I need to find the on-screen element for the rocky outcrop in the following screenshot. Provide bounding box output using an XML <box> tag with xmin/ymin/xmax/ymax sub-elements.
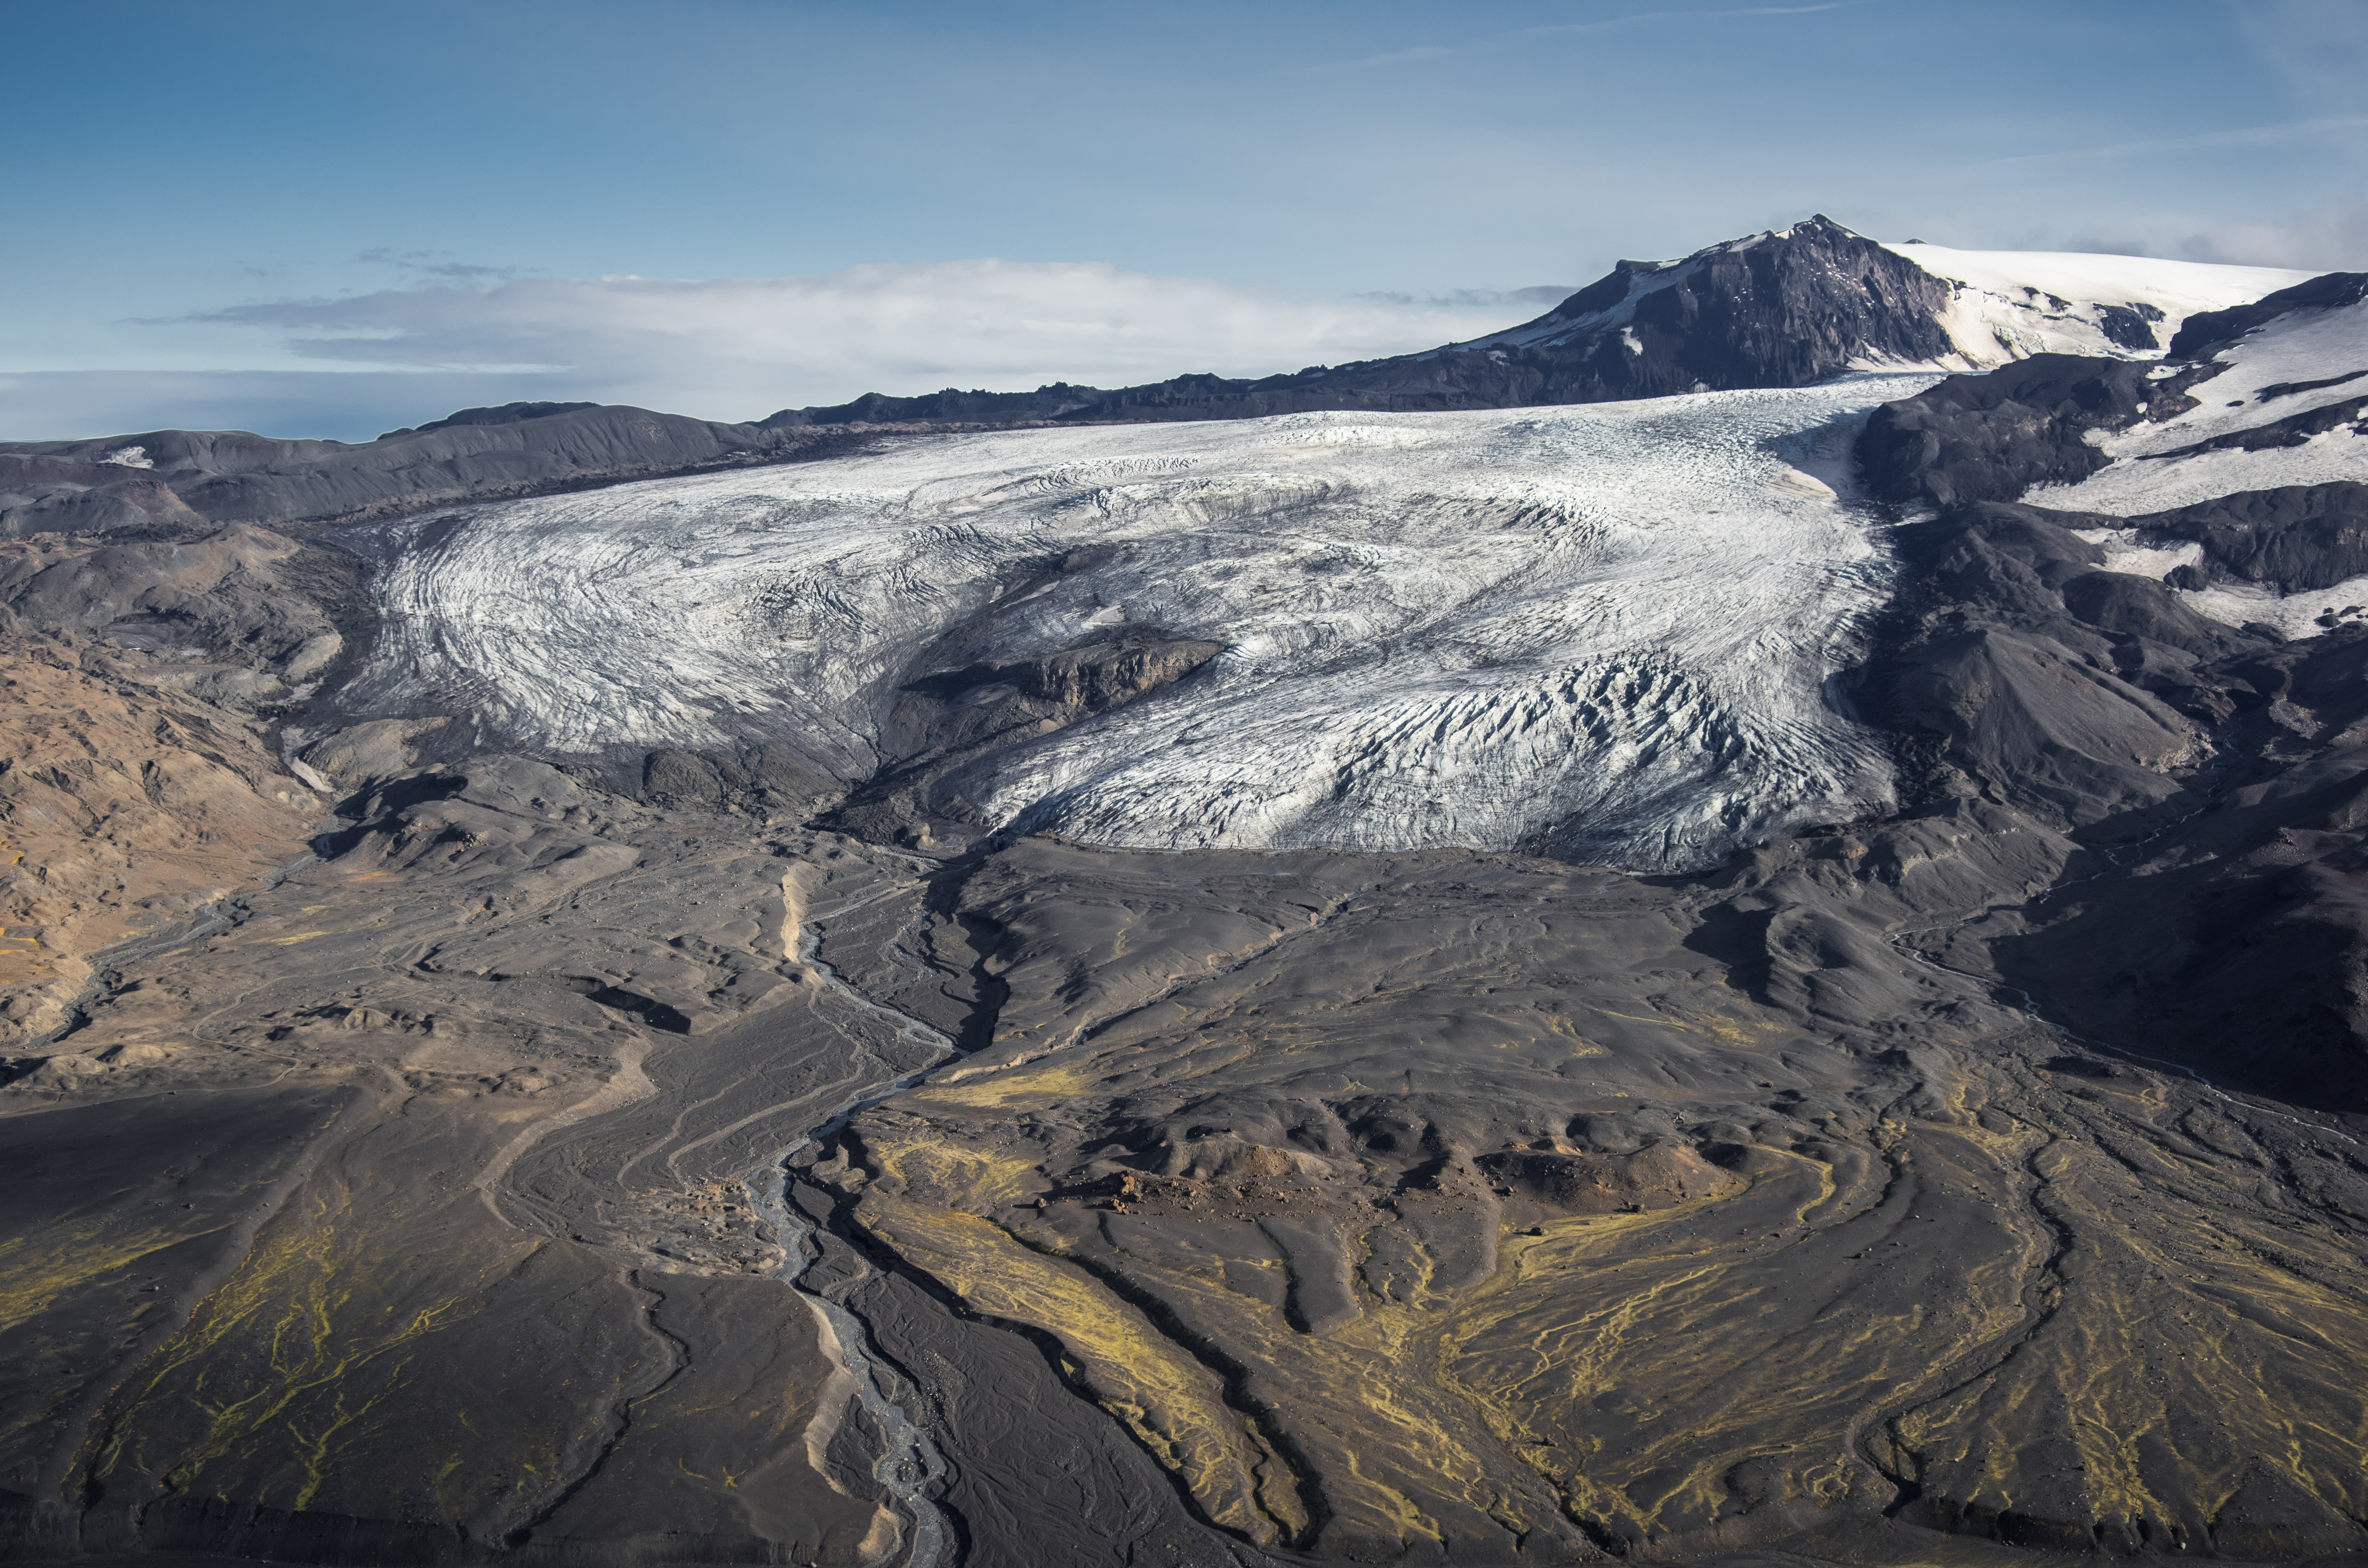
<box><xmin>1855</xmin><ymin>354</ymin><xmax>2221</xmax><ymax>510</ymax></box>
<box><xmin>829</xmin><ymin>632</ymin><xmax>1229</xmax><ymax>843</ymax></box>
<box><xmin>0</xmin><ymin>526</ymin><xmax>364</xmax><ymax>708</ymax></box>
<box><xmin>0</xmin><ymin>631</ymin><xmax>319</xmax><ymax>1049</ymax></box>
<box><xmin>1851</xmin><ymin>350</ymin><xmax>2368</xmax><ymax>1111</ymax></box>
<box><xmin>2168</xmin><ymin>270</ymin><xmax>2368</xmax><ymax>358</ymax></box>
<box><xmin>2131</xmin><ymin>482</ymin><xmax>2368</xmax><ymax>594</ymax></box>
<box><xmin>758</xmin><ymin>383</ymin><xmax>1106</xmax><ymax>428</ymax></box>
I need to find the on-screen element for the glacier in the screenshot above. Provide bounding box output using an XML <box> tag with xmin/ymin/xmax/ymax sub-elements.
<box><xmin>336</xmin><ymin>380</ymin><xmax>1933</xmax><ymax>870</ymax></box>
<box><xmin>1884</xmin><ymin>242</ymin><xmax>2307</xmax><ymax>366</ymax></box>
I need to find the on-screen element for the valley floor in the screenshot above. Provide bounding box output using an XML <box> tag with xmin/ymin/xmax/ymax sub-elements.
<box><xmin>2</xmin><ymin>734</ymin><xmax>2364</xmax><ymax>1565</ymax></box>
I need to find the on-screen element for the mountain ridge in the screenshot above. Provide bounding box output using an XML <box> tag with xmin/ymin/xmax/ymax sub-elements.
<box><xmin>758</xmin><ymin>216</ymin><xmax>2302</xmax><ymax>427</ymax></box>
<box><xmin>0</xmin><ymin>217</ymin><xmax>2310</xmax><ymax>544</ymax></box>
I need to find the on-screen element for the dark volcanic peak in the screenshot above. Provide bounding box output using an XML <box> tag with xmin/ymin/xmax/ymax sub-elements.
<box><xmin>1449</xmin><ymin>212</ymin><xmax>1951</xmax><ymax>369</ymax></box>
<box><xmin>759</xmin><ymin>215</ymin><xmax>2279</xmax><ymax>430</ymax></box>
<box><xmin>758</xmin><ymin>216</ymin><xmax>1959</xmax><ymax>428</ymax></box>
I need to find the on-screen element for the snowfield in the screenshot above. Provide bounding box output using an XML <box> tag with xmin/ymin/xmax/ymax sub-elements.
<box><xmin>341</xmin><ymin>383</ymin><xmax>1931</xmax><ymax>869</ymax></box>
<box><xmin>2039</xmin><ymin>292</ymin><xmax>2368</xmax><ymax>513</ymax></box>
<box><xmin>1884</xmin><ymin>243</ymin><xmax>2307</xmax><ymax>367</ymax></box>
<box><xmin>2035</xmin><ymin>287</ymin><xmax>2368</xmax><ymax>636</ymax></box>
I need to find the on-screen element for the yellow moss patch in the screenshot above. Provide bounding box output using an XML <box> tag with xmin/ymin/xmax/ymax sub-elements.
<box><xmin>850</xmin><ymin>1188</ymin><xmax>1305</xmax><ymax>1544</ymax></box>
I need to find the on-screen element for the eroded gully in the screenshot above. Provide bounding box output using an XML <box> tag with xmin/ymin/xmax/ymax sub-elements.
<box><xmin>1880</xmin><ymin>772</ymin><xmax>2361</xmax><ymax>1146</ymax></box>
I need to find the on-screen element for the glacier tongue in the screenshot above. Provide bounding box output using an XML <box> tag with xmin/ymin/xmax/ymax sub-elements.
<box><xmin>342</xmin><ymin>381</ymin><xmax>1925</xmax><ymax>870</ymax></box>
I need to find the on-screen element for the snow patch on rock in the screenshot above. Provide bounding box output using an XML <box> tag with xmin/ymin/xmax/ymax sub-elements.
<box><xmin>2041</xmin><ymin>291</ymin><xmax>2368</xmax><ymax>639</ymax></box>
<box><xmin>2030</xmin><ymin>291</ymin><xmax>2368</xmax><ymax>514</ymax></box>
<box><xmin>1882</xmin><ymin>243</ymin><xmax>2308</xmax><ymax>368</ymax></box>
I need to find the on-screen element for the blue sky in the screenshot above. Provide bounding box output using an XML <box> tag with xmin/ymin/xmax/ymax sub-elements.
<box><xmin>3</xmin><ymin>0</ymin><xmax>2362</xmax><ymax>440</ymax></box>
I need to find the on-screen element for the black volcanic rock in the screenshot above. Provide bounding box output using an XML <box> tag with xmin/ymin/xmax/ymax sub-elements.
<box><xmin>1851</xmin><ymin>342</ymin><xmax>2368</xmax><ymax>1112</ymax></box>
<box><xmin>1856</xmin><ymin>354</ymin><xmax>2218</xmax><ymax>511</ymax></box>
<box><xmin>2130</xmin><ymin>482</ymin><xmax>2368</xmax><ymax>594</ymax></box>
<box><xmin>2147</xmin><ymin>392</ymin><xmax>2368</xmax><ymax>458</ymax></box>
<box><xmin>827</xmin><ymin>631</ymin><xmax>1229</xmax><ymax>843</ymax></box>
<box><xmin>1857</xmin><ymin>500</ymin><xmax>2244</xmax><ymax>825</ymax></box>
<box><xmin>2167</xmin><ymin>270</ymin><xmax>2368</xmax><ymax>358</ymax></box>
<box><xmin>2058</xmin><ymin>567</ymin><xmax>2248</xmax><ymax>655</ymax></box>
<box><xmin>400</xmin><ymin>399</ymin><xmax>600</xmax><ymax>435</ymax></box>
<box><xmin>2093</xmin><ymin>300</ymin><xmax>2165</xmax><ymax>351</ymax></box>
<box><xmin>758</xmin><ymin>383</ymin><xmax>1105</xmax><ymax>427</ymax></box>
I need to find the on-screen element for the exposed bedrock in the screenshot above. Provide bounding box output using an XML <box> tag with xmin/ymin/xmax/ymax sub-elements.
<box><xmin>1848</xmin><ymin>342</ymin><xmax>2368</xmax><ymax>1113</ymax></box>
<box><xmin>1854</xmin><ymin>354</ymin><xmax>2221</xmax><ymax>511</ymax></box>
<box><xmin>1856</xmin><ymin>498</ymin><xmax>2252</xmax><ymax>824</ymax></box>
<box><xmin>828</xmin><ymin>630</ymin><xmax>1230</xmax><ymax>844</ymax></box>
<box><xmin>0</xmin><ymin>526</ymin><xmax>372</xmax><ymax>713</ymax></box>
<box><xmin>2130</xmin><ymin>482</ymin><xmax>2368</xmax><ymax>594</ymax></box>
<box><xmin>0</xmin><ymin>630</ymin><xmax>324</xmax><ymax>1049</ymax></box>
<box><xmin>2167</xmin><ymin>270</ymin><xmax>2368</xmax><ymax>358</ymax></box>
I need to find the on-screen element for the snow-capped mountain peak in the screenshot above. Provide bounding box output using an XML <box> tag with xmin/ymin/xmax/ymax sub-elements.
<box><xmin>1460</xmin><ymin>213</ymin><xmax>1879</xmax><ymax>354</ymax></box>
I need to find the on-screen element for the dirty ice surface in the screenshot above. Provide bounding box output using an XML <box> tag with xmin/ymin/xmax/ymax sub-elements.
<box><xmin>344</xmin><ymin>383</ymin><xmax>1930</xmax><ymax>870</ymax></box>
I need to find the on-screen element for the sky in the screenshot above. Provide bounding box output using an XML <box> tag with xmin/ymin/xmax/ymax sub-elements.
<box><xmin>2</xmin><ymin>0</ymin><xmax>2363</xmax><ymax>442</ymax></box>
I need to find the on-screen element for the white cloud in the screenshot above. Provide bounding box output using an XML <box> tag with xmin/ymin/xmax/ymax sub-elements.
<box><xmin>195</xmin><ymin>260</ymin><xmax>1542</xmax><ymax>421</ymax></box>
<box><xmin>2178</xmin><ymin>198</ymin><xmax>2368</xmax><ymax>270</ymax></box>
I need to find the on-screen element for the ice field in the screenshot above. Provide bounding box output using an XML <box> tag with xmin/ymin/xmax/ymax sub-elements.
<box><xmin>343</xmin><ymin>382</ymin><xmax>1933</xmax><ymax>869</ymax></box>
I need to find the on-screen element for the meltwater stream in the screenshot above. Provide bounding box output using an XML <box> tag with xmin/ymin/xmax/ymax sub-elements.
<box><xmin>742</xmin><ymin>916</ymin><xmax>962</xmax><ymax>1567</ymax></box>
